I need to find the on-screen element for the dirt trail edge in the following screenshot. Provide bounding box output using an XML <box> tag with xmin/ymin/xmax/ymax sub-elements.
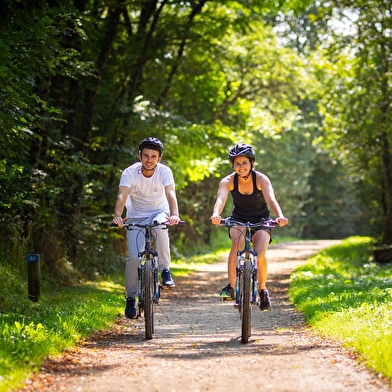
<box><xmin>21</xmin><ymin>240</ymin><xmax>392</xmax><ymax>392</ymax></box>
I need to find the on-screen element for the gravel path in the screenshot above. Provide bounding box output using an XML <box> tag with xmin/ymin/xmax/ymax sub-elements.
<box><xmin>20</xmin><ymin>240</ymin><xmax>392</xmax><ymax>392</ymax></box>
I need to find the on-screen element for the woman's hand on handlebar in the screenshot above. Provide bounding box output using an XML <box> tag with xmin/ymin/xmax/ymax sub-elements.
<box><xmin>210</xmin><ymin>214</ymin><xmax>222</xmax><ymax>225</ymax></box>
<box><xmin>276</xmin><ymin>216</ymin><xmax>289</xmax><ymax>227</ymax></box>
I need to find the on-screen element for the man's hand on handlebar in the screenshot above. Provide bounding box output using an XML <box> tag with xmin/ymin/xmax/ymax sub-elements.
<box><xmin>112</xmin><ymin>217</ymin><xmax>128</xmax><ymax>227</ymax></box>
<box><xmin>166</xmin><ymin>215</ymin><xmax>181</xmax><ymax>226</ymax></box>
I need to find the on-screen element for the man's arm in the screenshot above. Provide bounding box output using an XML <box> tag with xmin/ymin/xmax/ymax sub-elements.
<box><xmin>112</xmin><ymin>186</ymin><xmax>130</xmax><ymax>227</ymax></box>
<box><xmin>165</xmin><ymin>184</ymin><xmax>180</xmax><ymax>225</ymax></box>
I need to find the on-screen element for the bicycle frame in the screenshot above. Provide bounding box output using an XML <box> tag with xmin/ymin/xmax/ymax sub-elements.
<box><xmin>136</xmin><ymin>225</ymin><xmax>160</xmax><ymax>309</ymax></box>
<box><xmin>113</xmin><ymin>220</ymin><xmax>168</xmax><ymax>339</ymax></box>
<box><xmin>234</xmin><ymin>222</ymin><xmax>258</xmax><ymax>308</ymax></box>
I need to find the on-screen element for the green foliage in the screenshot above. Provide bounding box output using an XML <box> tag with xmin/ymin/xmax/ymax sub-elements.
<box><xmin>290</xmin><ymin>237</ymin><xmax>392</xmax><ymax>380</ymax></box>
<box><xmin>311</xmin><ymin>0</ymin><xmax>392</xmax><ymax>244</ymax></box>
<box><xmin>268</xmin><ymin>0</ymin><xmax>392</xmax><ymax>241</ymax></box>
<box><xmin>2</xmin><ymin>0</ymin><xmax>389</xmax><ymax>283</ymax></box>
<box><xmin>72</xmin><ymin>214</ymin><xmax>127</xmax><ymax>278</ymax></box>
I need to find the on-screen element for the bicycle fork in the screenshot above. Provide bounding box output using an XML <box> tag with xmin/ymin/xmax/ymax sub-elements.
<box><xmin>251</xmin><ymin>254</ymin><xmax>258</xmax><ymax>303</ymax></box>
<box><xmin>234</xmin><ymin>252</ymin><xmax>259</xmax><ymax>308</ymax></box>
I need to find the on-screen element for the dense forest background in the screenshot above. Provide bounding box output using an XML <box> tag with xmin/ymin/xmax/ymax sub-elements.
<box><xmin>1</xmin><ymin>0</ymin><xmax>391</xmax><ymax>279</ymax></box>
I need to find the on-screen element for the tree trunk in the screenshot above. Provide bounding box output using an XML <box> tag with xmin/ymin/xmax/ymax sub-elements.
<box><xmin>373</xmin><ymin>245</ymin><xmax>392</xmax><ymax>264</ymax></box>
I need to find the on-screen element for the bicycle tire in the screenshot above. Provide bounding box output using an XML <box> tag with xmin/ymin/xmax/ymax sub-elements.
<box><xmin>144</xmin><ymin>258</ymin><xmax>154</xmax><ymax>340</ymax></box>
<box><xmin>241</xmin><ymin>260</ymin><xmax>252</xmax><ymax>343</ymax></box>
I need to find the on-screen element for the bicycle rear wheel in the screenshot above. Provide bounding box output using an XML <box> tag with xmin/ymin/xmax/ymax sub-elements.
<box><xmin>144</xmin><ymin>258</ymin><xmax>154</xmax><ymax>339</ymax></box>
<box><xmin>241</xmin><ymin>260</ymin><xmax>252</xmax><ymax>343</ymax></box>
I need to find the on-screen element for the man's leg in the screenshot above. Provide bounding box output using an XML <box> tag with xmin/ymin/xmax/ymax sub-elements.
<box><xmin>154</xmin><ymin>221</ymin><xmax>175</xmax><ymax>288</ymax></box>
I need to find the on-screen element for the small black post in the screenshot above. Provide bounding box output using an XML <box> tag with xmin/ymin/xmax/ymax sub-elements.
<box><xmin>26</xmin><ymin>254</ymin><xmax>40</xmax><ymax>302</ymax></box>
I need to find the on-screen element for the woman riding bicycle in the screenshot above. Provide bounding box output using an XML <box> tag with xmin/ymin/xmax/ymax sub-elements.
<box><xmin>210</xmin><ymin>143</ymin><xmax>288</xmax><ymax>311</ymax></box>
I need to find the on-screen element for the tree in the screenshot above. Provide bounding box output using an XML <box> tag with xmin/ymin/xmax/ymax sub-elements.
<box><xmin>314</xmin><ymin>0</ymin><xmax>392</xmax><ymax>246</ymax></box>
<box><xmin>0</xmin><ymin>0</ymin><xmax>84</xmax><ymax>266</ymax></box>
<box><xmin>2</xmin><ymin>0</ymin><xmax>322</xmax><ymax>276</ymax></box>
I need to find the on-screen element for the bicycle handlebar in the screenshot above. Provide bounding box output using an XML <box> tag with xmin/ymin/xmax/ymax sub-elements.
<box><xmin>218</xmin><ymin>218</ymin><xmax>277</xmax><ymax>229</ymax></box>
<box><xmin>111</xmin><ymin>220</ymin><xmax>185</xmax><ymax>228</ymax></box>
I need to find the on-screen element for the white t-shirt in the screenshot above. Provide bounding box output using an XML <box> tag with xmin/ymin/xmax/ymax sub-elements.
<box><xmin>119</xmin><ymin>162</ymin><xmax>174</xmax><ymax>219</ymax></box>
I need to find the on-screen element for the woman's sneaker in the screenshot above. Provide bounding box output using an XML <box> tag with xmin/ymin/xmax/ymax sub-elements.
<box><xmin>259</xmin><ymin>288</ymin><xmax>271</xmax><ymax>311</ymax></box>
<box><xmin>219</xmin><ymin>284</ymin><xmax>234</xmax><ymax>300</ymax></box>
<box><xmin>125</xmin><ymin>297</ymin><xmax>138</xmax><ymax>319</ymax></box>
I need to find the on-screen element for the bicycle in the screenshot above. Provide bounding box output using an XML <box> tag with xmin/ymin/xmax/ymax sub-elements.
<box><xmin>112</xmin><ymin>219</ymin><xmax>182</xmax><ymax>340</ymax></box>
<box><xmin>217</xmin><ymin>218</ymin><xmax>277</xmax><ymax>343</ymax></box>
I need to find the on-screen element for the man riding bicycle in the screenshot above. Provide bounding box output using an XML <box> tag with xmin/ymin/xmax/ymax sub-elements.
<box><xmin>112</xmin><ymin>137</ymin><xmax>181</xmax><ymax>319</ymax></box>
<box><xmin>210</xmin><ymin>143</ymin><xmax>288</xmax><ymax>311</ymax></box>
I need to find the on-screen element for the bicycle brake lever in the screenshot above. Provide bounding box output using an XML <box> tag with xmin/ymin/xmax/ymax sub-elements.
<box><xmin>220</xmin><ymin>218</ymin><xmax>232</xmax><ymax>227</ymax></box>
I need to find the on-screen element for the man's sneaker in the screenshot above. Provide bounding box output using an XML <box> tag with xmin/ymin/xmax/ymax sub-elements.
<box><xmin>219</xmin><ymin>284</ymin><xmax>234</xmax><ymax>300</ymax></box>
<box><xmin>125</xmin><ymin>297</ymin><xmax>138</xmax><ymax>319</ymax></box>
<box><xmin>259</xmin><ymin>288</ymin><xmax>271</xmax><ymax>311</ymax></box>
<box><xmin>160</xmin><ymin>268</ymin><xmax>175</xmax><ymax>289</ymax></box>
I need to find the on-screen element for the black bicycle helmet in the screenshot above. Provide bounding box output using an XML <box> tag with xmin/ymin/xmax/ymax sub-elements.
<box><xmin>138</xmin><ymin>137</ymin><xmax>164</xmax><ymax>156</ymax></box>
<box><xmin>228</xmin><ymin>143</ymin><xmax>256</xmax><ymax>162</ymax></box>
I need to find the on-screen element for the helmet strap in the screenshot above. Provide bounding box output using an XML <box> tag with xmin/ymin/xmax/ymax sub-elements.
<box><xmin>241</xmin><ymin>171</ymin><xmax>251</xmax><ymax>180</ymax></box>
<box><xmin>242</xmin><ymin>162</ymin><xmax>253</xmax><ymax>179</ymax></box>
<box><xmin>142</xmin><ymin>164</ymin><xmax>157</xmax><ymax>172</ymax></box>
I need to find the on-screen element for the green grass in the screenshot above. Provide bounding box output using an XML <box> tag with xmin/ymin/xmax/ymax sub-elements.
<box><xmin>289</xmin><ymin>236</ymin><xmax>392</xmax><ymax>381</ymax></box>
<box><xmin>0</xmin><ymin>262</ymin><xmax>124</xmax><ymax>391</ymax></box>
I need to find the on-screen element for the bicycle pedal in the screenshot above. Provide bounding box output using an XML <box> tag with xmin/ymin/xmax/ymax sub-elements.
<box><xmin>159</xmin><ymin>284</ymin><xmax>172</xmax><ymax>290</ymax></box>
<box><xmin>221</xmin><ymin>297</ymin><xmax>234</xmax><ymax>301</ymax></box>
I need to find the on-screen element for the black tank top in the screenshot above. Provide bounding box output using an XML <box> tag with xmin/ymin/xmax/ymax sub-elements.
<box><xmin>230</xmin><ymin>171</ymin><xmax>269</xmax><ymax>223</ymax></box>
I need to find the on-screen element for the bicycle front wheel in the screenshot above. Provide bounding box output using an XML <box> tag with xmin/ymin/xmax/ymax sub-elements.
<box><xmin>241</xmin><ymin>260</ymin><xmax>252</xmax><ymax>343</ymax></box>
<box><xmin>144</xmin><ymin>258</ymin><xmax>154</xmax><ymax>340</ymax></box>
